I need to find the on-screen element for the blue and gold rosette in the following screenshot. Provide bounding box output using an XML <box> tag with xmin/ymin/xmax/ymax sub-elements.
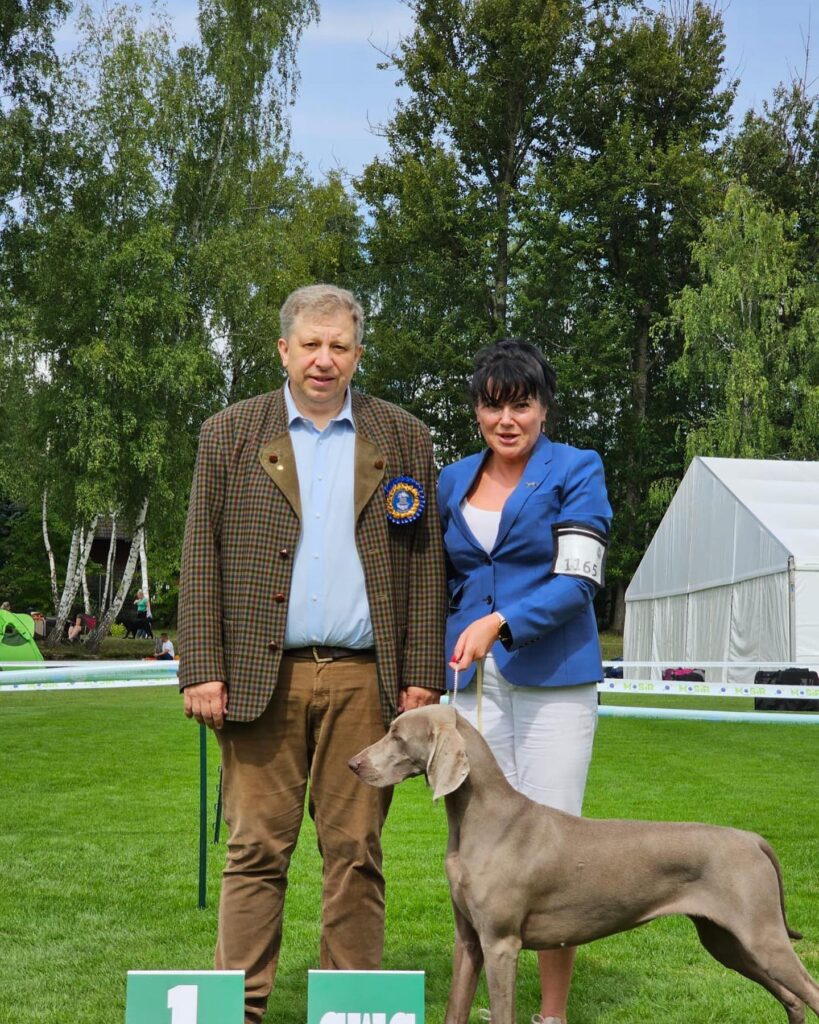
<box><xmin>384</xmin><ymin>475</ymin><xmax>426</xmax><ymax>525</ymax></box>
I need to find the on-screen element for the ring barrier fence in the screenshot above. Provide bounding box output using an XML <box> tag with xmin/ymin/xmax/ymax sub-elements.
<box><xmin>3</xmin><ymin>657</ymin><xmax>817</xmax><ymax>909</ymax></box>
<box><xmin>595</xmin><ymin>659</ymin><xmax>819</xmax><ymax>725</ymax></box>
<box><xmin>4</xmin><ymin>659</ymin><xmax>819</xmax><ymax>705</ymax></box>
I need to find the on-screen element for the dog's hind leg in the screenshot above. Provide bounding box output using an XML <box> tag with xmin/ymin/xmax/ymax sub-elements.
<box><xmin>691</xmin><ymin>917</ymin><xmax>817</xmax><ymax>1024</ymax></box>
<box><xmin>444</xmin><ymin>905</ymin><xmax>484</xmax><ymax>1024</ymax></box>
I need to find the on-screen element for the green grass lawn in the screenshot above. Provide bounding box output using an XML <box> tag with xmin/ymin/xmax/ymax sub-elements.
<box><xmin>1</xmin><ymin>685</ymin><xmax>816</xmax><ymax>1024</ymax></box>
<box><xmin>598</xmin><ymin>631</ymin><xmax>623</xmax><ymax>661</ymax></box>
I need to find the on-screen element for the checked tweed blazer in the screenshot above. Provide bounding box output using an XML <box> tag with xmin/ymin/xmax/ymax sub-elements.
<box><xmin>178</xmin><ymin>387</ymin><xmax>447</xmax><ymax>725</ymax></box>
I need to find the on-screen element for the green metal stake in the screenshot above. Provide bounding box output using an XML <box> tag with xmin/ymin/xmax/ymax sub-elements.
<box><xmin>213</xmin><ymin>764</ymin><xmax>223</xmax><ymax>844</ymax></box>
<box><xmin>198</xmin><ymin>723</ymin><xmax>207</xmax><ymax>909</ymax></box>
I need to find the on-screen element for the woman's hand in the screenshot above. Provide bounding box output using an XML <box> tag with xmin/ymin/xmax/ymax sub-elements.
<box><xmin>449</xmin><ymin>613</ymin><xmax>502</xmax><ymax>672</ymax></box>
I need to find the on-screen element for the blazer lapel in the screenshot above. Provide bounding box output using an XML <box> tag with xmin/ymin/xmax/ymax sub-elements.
<box><xmin>450</xmin><ymin>452</ymin><xmax>491</xmax><ymax>551</ymax></box>
<box><xmin>259</xmin><ymin>432</ymin><xmax>301</xmax><ymax>519</ymax></box>
<box><xmin>351</xmin><ymin>392</ymin><xmax>388</xmax><ymax>521</ymax></box>
<box><xmin>354</xmin><ymin>435</ymin><xmax>387</xmax><ymax>521</ymax></box>
<box><xmin>493</xmin><ymin>434</ymin><xmax>554</xmax><ymax>550</ymax></box>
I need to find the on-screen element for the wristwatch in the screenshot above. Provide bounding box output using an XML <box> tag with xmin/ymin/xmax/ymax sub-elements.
<box><xmin>495</xmin><ymin>612</ymin><xmax>512</xmax><ymax>647</ymax></box>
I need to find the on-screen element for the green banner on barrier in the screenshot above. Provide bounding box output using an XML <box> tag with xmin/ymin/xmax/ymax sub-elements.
<box><xmin>307</xmin><ymin>970</ymin><xmax>425</xmax><ymax>1024</ymax></box>
<box><xmin>125</xmin><ymin>970</ymin><xmax>244</xmax><ymax>1024</ymax></box>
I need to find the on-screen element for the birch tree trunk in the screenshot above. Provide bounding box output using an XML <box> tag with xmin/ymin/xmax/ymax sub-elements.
<box><xmin>85</xmin><ymin>498</ymin><xmax>148</xmax><ymax>653</ymax></box>
<box><xmin>79</xmin><ymin>526</ymin><xmax>94</xmax><ymax>615</ymax></box>
<box><xmin>102</xmin><ymin>515</ymin><xmax>118</xmax><ymax>615</ymax></box>
<box><xmin>139</xmin><ymin>530</ymin><xmax>151</xmax><ymax>610</ymax></box>
<box><xmin>46</xmin><ymin>524</ymin><xmax>80</xmax><ymax>643</ymax></box>
<box><xmin>46</xmin><ymin>516</ymin><xmax>99</xmax><ymax>645</ymax></box>
<box><xmin>41</xmin><ymin>488</ymin><xmax>60</xmax><ymax>613</ymax></box>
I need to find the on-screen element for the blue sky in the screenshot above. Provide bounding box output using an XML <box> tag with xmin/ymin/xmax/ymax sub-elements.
<box><xmin>60</xmin><ymin>1</ymin><xmax>818</xmax><ymax>177</ymax></box>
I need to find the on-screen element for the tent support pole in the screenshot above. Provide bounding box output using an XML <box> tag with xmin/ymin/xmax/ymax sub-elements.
<box><xmin>788</xmin><ymin>556</ymin><xmax>796</xmax><ymax>662</ymax></box>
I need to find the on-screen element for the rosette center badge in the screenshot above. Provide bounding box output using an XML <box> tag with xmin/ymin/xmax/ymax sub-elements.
<box><xmin>384</xmin><ymin>475</ymin><xmax>426</xmax><ymax>525</ymax></box>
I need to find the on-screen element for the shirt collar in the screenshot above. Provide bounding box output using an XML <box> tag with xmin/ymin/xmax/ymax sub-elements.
<box><xmin>284</xmin><ymin>382</ymin><xmax>356</xmax><ymax>431</ymax></box>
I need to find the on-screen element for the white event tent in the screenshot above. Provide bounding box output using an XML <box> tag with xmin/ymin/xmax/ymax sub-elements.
<box><xmin>624</xmin><ymin>457</ymin><xmax>819</xmax><ymax>683</ymax></box>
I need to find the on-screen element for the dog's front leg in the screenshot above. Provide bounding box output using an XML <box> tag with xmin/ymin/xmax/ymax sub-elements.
<box><xmin>482</xmin><ymin>933</ymin><xmax>521</xmax><ymax>1024</ymax></box>
<box><xmin>444</xmin><ymin>904</ymin><xmax>484</xmax><ymax>1024</ymax></box>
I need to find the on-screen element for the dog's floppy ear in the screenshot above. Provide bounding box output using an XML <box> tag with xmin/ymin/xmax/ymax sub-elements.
<box><xmin>426</xmin><ymin>707</ymin><xmax>469</xmax><ymax>801</ymax></box>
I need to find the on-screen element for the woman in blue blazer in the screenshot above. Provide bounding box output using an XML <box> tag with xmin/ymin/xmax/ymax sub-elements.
<box><xmin>438</xmin><ymin>339</ymin><xmax>612</xmax><ymax>1024</ymax></box>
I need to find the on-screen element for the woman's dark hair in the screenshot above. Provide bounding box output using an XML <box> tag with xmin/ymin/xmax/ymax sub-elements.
<box><xmin>469</xmin><ymin>338</ymin><xmax>556</xmax><ymax>409</ymax></box>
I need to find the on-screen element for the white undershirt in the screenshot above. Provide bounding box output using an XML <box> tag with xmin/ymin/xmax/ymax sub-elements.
<box><xmin>461</xmin><ymin>500</ymin><xmax>502</xmax><ymax>553</ymax></box>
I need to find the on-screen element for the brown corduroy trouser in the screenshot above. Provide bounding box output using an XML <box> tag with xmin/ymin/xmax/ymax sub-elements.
<box><xmin>214</xmin><ymin>653</ymin><xmax>393</xmax><ymax>1024</ymax></box>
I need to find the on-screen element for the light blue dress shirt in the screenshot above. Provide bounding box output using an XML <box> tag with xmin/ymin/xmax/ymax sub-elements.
<box><xmin>283</xmin><ymin>384</ymin><xmax>374</xmax><ymax>649</ymax></box>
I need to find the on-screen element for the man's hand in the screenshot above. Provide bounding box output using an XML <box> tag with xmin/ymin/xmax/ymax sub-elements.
<box><xmin>183</xmin><ymin>680</ymin><xmax>228</xmax><ymax>730</ymax></box>
<box><xmin>449</xmin><ymin>613</ymin><xmax>501</xmax><ymax>672</ymax></box>
<box><xmin>398</xmin><ymin>685</ymin><xmax>441</xmax><ymax>713</ymax></box>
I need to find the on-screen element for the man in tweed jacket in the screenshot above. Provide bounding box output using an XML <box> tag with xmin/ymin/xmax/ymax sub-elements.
<box><xmin>178</xmin><ymin>284</ymin><xmax>446</xmax><ymax>1024</ymax></box>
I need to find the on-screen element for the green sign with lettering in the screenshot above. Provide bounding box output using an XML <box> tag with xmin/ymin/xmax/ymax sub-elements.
<box><xmin>125</xmin><ymin>970</ymin><xmax>244</xmax><ymax>1024</ymax></box>
<box><xmin>307</xmin><ymin>970</ymin><xmax>425</xmax><ymax>1024</ymax></box>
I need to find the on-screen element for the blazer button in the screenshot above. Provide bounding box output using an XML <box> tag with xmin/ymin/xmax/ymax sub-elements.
<box><xmin>279</xmin><ymin>549</ymin><xmax>290</xmax><ymax>559</ymax></box>
<box><xmin>268</xmin><ymin>641</ymin><xmax>279</xmax><ymax>651</ymax></box>
<box><xmin>484</xmin><ymin>555</ymin><xmax>492</xmax><ymax>565</ymax></box>
<box><xmin>268</xmin><ymin>454</ymin><xmax>278</xmax><ymax>463</ymax></box>
<box><xmin>484</xmin><ymin>595</ymin><xmax>492</xmax><ymax>604</ymax></box>
<box><xmin>273</xmin><ymin>593</ymin><xmax>285</xmax><ymax>603</ymax></box>
<box><xmin>374</xmin><ymin>459</ymin><xmax>385</xmax><ymax>470</ymax></box>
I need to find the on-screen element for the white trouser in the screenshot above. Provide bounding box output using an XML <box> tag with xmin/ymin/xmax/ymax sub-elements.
<box><xmin>454</xmin><ymin>654</ymin><xmax>598</xmax><ymax>814</ymax></box>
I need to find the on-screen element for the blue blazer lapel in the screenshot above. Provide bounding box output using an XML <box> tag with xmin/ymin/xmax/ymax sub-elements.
<box><xmin>449</xmin><ymin>451</ymin><xmax>489</xmax><ymax>551</ymax></box>
<box><xmin>493</xmin><ymin>434</ymin><xmax>554</xmax><ymax>550</ymax></box>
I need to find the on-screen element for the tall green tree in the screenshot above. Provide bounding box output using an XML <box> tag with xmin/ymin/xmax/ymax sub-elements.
<box><xmin>1</xmin><ymin>0</ymin><xmax>69</xmax><ymax>506</ymax></box>
<box><xmin>728</xmin><ymin>79</ymin><xmax>819</xmax><ymax>267</ymax></box>
<box><xmin>190</xmin><ymin>157</ymin><xmax>364</xmax><ymax>406</ymax></box>
<box><xmin>516</xmin><ymin>2</ymin><xmax>734</xmax><ymax>625</ymax></box>
<box><xmin>9</xmin><ymin>4</ymin><xmax>222</xmax><ymax>640</ymax></box>
<box><xmin>670</xmin><ymin>182</ymin><xmax>819</xmax><ymax>461</ymax></box>
<box><xmin>2</xmin><ymin>0</ymin><xmax>359</xmax><ymax>637</ymax></box>
<box><xmin>357</xmin><ymin>0</ymin><xmax>590</xmax><ymax>459</ymax></box>
<box><xmin>359</xmin><ymin>1</ymin><xmax>734</xmax><ymax>626</ymax></box>
<box><xmin>158</xmin><ymin>0</ymin><xmax>364</xmax><ymax>410</ymax></box>
<box><xmin>0</xmin><ymin>0</ymin><xmax>70</xmax><ymax>211</ymax></box>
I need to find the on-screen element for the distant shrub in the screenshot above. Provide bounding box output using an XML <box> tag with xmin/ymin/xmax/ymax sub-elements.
<box><xmin>110</xmin><ymin>623</ymin><xmax>127</xmax><ymax>639</ymax></box>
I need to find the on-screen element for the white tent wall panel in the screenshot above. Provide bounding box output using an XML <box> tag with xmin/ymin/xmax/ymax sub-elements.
<box><xmin>729</xmin><ymin>494</ymin><xmax>791</xmax><ymax>585</ymax></box>
<box><xmin>655</xmin><ymin>466</ymin><xmax>694</xmax><ymax>596</ymax></box>
<box><xmin>685</xmin><ymin>585</ymin><xmax>733</xmax><ymax>678</ymax></box>
<box><xmin>649</xmin><ymin>594</ymin><xmax>688</xmax><ymax>679</ymax></box>
<box><xmin>726</xmin><ymin>573</ymin><xmax>789</xmax><ymax>684</ymax></box>
<box><xmin>622</xmin><ymin>598</ymin><xmax>652</xmax><ymax>667</ymax></box>
<box><xmin>625</xmin><ymin>576</ymin><xmax>790</xmax><ymax>683</ymax></box>
<box><xmin>694</xmin><ymin>462</ymin><xmax>742</xmax><ymax>591</ymax></box>
<box><xmin>794</xmin><ymin>570</ymin><xmax>819</xmax><ymax>660</ymax></box>
<box><xmin>627</xmin><ymin>466</ymin><xmax>693</xmax><ymax>599</ymax></box>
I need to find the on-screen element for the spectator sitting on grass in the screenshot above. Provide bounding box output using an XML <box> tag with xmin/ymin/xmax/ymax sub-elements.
<box><xmin>155</xmin><ymin>632</ymin><xmax>175</xmax><ymax>660</ymax></box>
<box><xmin>67</xmin><ymin>614</ymin><xmax>83</xmax><ymax>643</ymax></box>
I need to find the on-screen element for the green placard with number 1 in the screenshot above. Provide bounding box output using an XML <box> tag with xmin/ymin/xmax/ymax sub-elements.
<box><xmin>125</xmin><ymin>970</ymin><xmax>244</xmax><ymax>1024</ymax></box>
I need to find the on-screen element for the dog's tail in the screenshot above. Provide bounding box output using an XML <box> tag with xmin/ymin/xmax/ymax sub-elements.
<box><xmin>758</xmin><ymin>836</ymin><xmax>803</xmax><ymax>941</ymax></box>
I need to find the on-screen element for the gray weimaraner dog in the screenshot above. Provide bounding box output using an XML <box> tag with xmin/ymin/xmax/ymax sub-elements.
<box><xmin>349</xmin><ymin>704</ymin><xmax>819</xmax><ymax>1024</ymax></box>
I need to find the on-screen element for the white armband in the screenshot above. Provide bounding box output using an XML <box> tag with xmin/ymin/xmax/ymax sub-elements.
<box><xmin>550</xmin><ymin>522</ymin><xmax>608</xmax><ymax>588</ymax></box>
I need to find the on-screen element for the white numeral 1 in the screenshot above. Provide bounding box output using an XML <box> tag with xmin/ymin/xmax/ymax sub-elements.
<box><xmin>167</xmin><ymin>984</ymin><xmax>198</xmax><ymax>1024</ymax></box>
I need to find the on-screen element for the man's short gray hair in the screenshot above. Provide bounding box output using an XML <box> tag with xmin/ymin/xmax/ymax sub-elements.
<box><xmin>279</xmin><ymin>284</ymin><xmax>365</xmax><ymax>347</ymax></box>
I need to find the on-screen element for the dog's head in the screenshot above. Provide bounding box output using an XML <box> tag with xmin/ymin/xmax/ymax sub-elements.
<box><xmin>348</xmin><ymin>704</ymin><xmax>469</xmax><ymax>801</ymax></box>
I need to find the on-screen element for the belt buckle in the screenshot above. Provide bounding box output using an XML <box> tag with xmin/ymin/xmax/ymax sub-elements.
<box><xmin>311</xmin><ymin>645</ymin><xmax>334</xmax><ymax>664</ymax></box>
